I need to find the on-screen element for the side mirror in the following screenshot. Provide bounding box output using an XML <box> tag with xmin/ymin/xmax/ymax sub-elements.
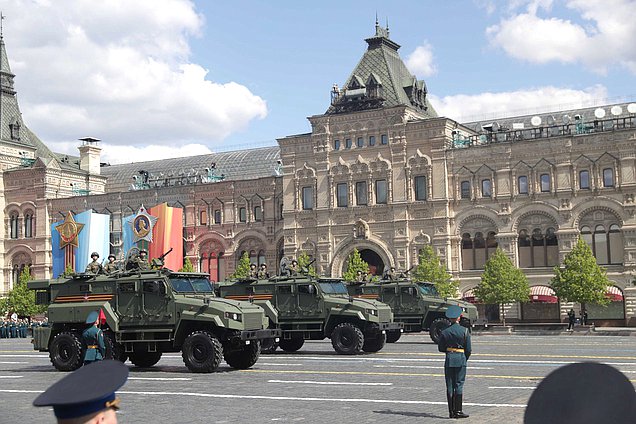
<box><xmin>308</xmin><ymin>285</ymin><xmax>315</xmax><ymax>295</ymax></box>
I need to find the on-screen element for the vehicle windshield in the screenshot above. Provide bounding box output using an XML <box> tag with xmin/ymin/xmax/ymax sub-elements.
<box><xmin>169</xmin><ymin>276</ymin><xmax>215</xmax><ymax>293</ymax></box>
<box><xmin>417</xmin><ymin>283</ymin><xmax>440</xmax><ymax>297</ymax></box>
<box><xmin>318</xmin><ymin>281</ymin><xmax>349</xmax><ymax>294</ymax></box>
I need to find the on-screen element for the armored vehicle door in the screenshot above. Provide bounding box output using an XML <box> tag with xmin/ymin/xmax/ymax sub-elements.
<box><xmin>275</xmin><ymin>284</ymin><xmax>296</xmax><ymax>318</ymax></box>
<box><xmin>380</xmin><ymin>285</ymin><xmax>400</xmax><ymax>314</ymax></box>
<box><xmin>141</xmin><ymin>279</ymin><xmax>174</xmax><ymax>325</ymax></box>
<box><xmin>117</xmin><ymin>280</ymin><xmax>139</xmax><ymax>324</ymax></box>
<box><xmin>400</xmin><ymin>285</ymin><xmax>419</xmax><ymax>313</ymax></box>
<box><xmin>297</xmin><ymin>283</ymin><xmax>322</xmax><ymax>318</ymax></box>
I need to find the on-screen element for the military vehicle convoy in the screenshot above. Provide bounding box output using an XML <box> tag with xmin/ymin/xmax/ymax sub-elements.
<box><xmin>347</xmin><ymin>279</ymin><xmax>478</xmax><ymax>343</ymax></box>
<box><xmin>28</xmin><ymin>265</ymin><xmax>279</xmax><ymax>373</ymax></box>
<box><xmin>217</xmin><ymin>275</ymin><xmax>402</xmax><ymax>355</ymax></box>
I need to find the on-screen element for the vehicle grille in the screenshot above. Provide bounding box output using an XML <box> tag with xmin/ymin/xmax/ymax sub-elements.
<box><xmin>378</xmin><ymin>308</ymin><xmax>391</xmax><ymax>323</ymax></box>
<box><xmin>243</xmin><ymin>312</ymin><xmax>262</xmax><ymax>330</ymax></box>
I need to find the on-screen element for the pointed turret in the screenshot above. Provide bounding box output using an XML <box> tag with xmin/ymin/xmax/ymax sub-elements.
<box><xmin>327</xmin><ymin>21</ymin><xmax>437</xmax><ymax>117</ymax></box>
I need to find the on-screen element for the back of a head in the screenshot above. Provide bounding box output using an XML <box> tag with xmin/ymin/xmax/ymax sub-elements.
<box><xmin>524</xmin><ymin>362</ymin><xmax>636</xmax><ymax>424</ymax></box>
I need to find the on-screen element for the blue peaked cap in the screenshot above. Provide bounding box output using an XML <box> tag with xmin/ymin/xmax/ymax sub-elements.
<box><xmin>445</xmin><ymin>305</ymin><xmax>462</xmax><ymax>319</ymax></box>
<box><xmin>85</xmin><ymin>310</ymin><xmax>99</xmax><ymax>324</ymax></box>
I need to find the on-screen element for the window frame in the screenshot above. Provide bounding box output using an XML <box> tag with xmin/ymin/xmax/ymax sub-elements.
<box><xmin>375</xmin><ymin>179</ymin><xmax>387</xmax><ymax>204</ymax></box>
<box><xmin>579</xmin><ymin>170</ymin><xmax>590</xmax><ymax>189</ymax></box>
<box><xmin>540</xmin><ymin>173</ymin><xmax>551</xmax><ymax>192</ymax></box>
<box><xmin>239</xmin><ymin>207</ymin><xmax>247</xmax><ymax>223</ymax></box>
<box><xmin>603</xmin><ymin>168</ymin><xmax>614</xmax><ymax>187</ymax></box>
<box><xmin>481</xmin><ymin>179</ymin><xmax>492</xmax><ymax>198</ymax></box>
<box><xmin>460</xmin><ymin>181</ymin><xmax>470</xmax><ymax>199</ymax></box>
<box><xmin>336</xmin><ymin>182</ymin><xmax>348</xmax><ymax>207</ymax></box>
<box><xmin>368</xmin><ymin>136</ymin><xmax>376</xmax><ymax>146</ymax></box>
<box><xmin>518</xmin><ymin>175</ymin><xmax>528</xmax><ymax>194</ymax></box>
<box><xmin>302</xmin><ymin>186</ymin><xmax>314</xmax><ymax>210</ymax></box>
<box><xmin>355</xmin><ymin>181</ymin><xmax>368</xmax><ymax>206</ymax></box>
<box><xmin>414</xmin><ymin>175</ymin><xmax>427</xmax><ymax>201</ymax></box>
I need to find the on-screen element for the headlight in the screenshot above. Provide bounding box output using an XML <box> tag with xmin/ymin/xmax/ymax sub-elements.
<box><xmin>462</xmin><ymin>307</ymin><xmax>467</xmax><ymax>313</ymax></box>
<box><xmin>366</xmin><ymin>309</ymin><xmax>378</xmax><ymax>316</ymax></box>
<box><xmin>224</xmin><ymin>312</ymin><xmax>242</xmax><ymax>322</ymax></box>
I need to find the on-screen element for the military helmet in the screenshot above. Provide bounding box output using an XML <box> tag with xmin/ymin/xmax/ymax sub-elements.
<box><xmin>139</xmin><ymin>249</ymin><xmax>147</xmax><ymax>254</ymax></box>
<box><xmin>108</xmin><ymin>254</ymin><xmax>116</xmax><ymax>260</ymax></box>
<box><xmin>90</xmin><ymin>252</ymin><xmax>99</xmax><ymax>259</ymax></box>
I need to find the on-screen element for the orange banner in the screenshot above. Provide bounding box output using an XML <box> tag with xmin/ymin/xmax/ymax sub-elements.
<box><xmin>148</xmin><ymin>203</ymin><xmax>184</xmax><ymax>271</ymax></box>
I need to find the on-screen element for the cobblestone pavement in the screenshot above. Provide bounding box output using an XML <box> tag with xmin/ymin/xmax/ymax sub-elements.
<box><xmin>2</xmin><ymin>334</ymin><xmax>636</xmax><ymax>423</ymax></box>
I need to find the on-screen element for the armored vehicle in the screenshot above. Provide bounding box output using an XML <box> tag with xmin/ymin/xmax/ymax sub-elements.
<box><xmin>348</xmin><ymin>280</ymin><xmax>478</xmax><ymax>343</ymax></box>
<box><xmin>217</xmin><ymin>275</ymin><xmax>402</xmax><ymax>355</ymax></box>
<box><xmin>28</xmin><ymin>266</ymin><xmax>279</xmax><ymax>373</ymax></box>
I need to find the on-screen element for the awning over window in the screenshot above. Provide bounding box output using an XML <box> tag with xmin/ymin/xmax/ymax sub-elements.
<box><xmin>529</xmin><ymin>285</ymin><xmax>558</xmax><ymax>303</ymax></box>
<box><xmin>606</xmin><ymin>286</ymin><xmax>624</xmax><ymax>302</ymax></box>
<box><xmin>462</xmin><ymin>289</ymin><xmax>478</xmax><ymax>304</ymax></box>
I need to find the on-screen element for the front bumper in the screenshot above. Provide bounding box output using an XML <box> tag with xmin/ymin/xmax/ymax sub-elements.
<box><xmin>240</xmin><ymin>328</ymin><xmax>282</xmax><ymax>341</ymax></box>
<box><xmin>379</xmin><ymin>322</ymin><xmax>404</xmax><ymax>332</ymax></box>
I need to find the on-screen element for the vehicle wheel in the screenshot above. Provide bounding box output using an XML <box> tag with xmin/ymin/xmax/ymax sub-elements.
<box><xmin>260</xmin><ymin>338</ymin><xmax>279</xmax><ymax>354</ymax></box>
<box><xmin>331</xmin><ymin>323</ymin><xmax>364</xmax><ymax>355</ymax></box>
<box><xmin>278</xmin><ymin>337</ymin><xmax>305</xmax><ymax>352</ymax></box>
<box><xmin>429</xmin><ymin>318</ymin><xmax>451</xmax><ymax>344</ymax></box>
<box><xmin>224</xmin><ymin>341</ymin><xmax>261</xmax><ymax>369</ymax></box>
<box><xmin>129</xmin><ymin>351</ymin><xmax>162</xmax><ymax>368</ymax></box>
<box><xmin>182</xmin><ymin>331</ymin><xmax>223</xmax><ymax>373</ymax></box>
<box><xmin>386</xmin><ymin>330</ymin><xmax>402</xmax><ymax>343</ymax></box>
<box><xmin>103</xmin><ymin>331</ymin><xmax>126</xmax><ymax>362</ymax></box>
<box><xmin>362</xmin><ymin>332</ymin><xmax>386</xmax><ymax>353</ymax></box>
<box><xmin>49</xmin><ymin>331</ymin><xmax>84</xmax><ymax>371</ymax></box>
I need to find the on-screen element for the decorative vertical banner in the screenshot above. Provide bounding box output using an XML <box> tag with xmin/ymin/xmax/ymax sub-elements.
<box><xmin>148</xmin><ymin>203</ymin><xmax>184</xmax><ymax>271</ymax></box>
<box><xmin>122</xmin><ymin>205</ymin><xmax>157</xmax><ymax>254</ymax></box>
<box><xmin>51</xmin><ymin>212</ymin><xmax>84</xmax><ymax>277</ymax></box>
<box><xmin>75</xmin><ymin>210</ymin><xmax>110</xmax><ymax>272</ymax></box>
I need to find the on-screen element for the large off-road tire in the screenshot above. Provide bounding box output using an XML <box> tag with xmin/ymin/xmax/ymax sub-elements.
<box><xmin>386</xmin><ymin>330</ymin><xmax>402</xmax><ymax>343</ymax></box>
<box><xmin>331</xmin><ymin>322</ymin><xmax>364</xmax><ymax>355</ymax></box>
<box><xmin>362</xmin><ymin>332</ymin><xmax>386</xmax><ymax>353</ymax></box>
<box><xmin>182</xmin><ymin>331</ymin><xmax>223</xmax><ymax>373</ymax></box>
<box><xmin>429</xmin><ymin>318</ymin><xmax>451</xmax><ymax>344</ymax></box>
<box><xmin>129</xmin><ymin>351</ymin><xmax>162</xmax><ymax>368</ymax></box>
<box><xmin>49</xmin><ymin>331</ymin><xmax>84</xmax><ymax>371</ymax></box>
<box><xmin>260</xmin><ymin>338</ymin><xmax>279</xmax><ymax>354</ymax></box>
<box><xmin>278</xmin><ymin>337</ymin><xmax>305</xmax><ymax>352</ymax></box>
<box><xmin>103</xmin><ymin>331</ymin><xmax>127</xmax><ymax>362</ymax></box>
<box><xmin>224</xmin><ymin>341</ymin><xmax>261</xmax><ymax>369</ymax></box>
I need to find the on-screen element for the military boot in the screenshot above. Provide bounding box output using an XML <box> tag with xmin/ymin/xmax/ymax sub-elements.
<box><xmin>447</xmin><ymin>393</ymin><xmax>454</xmax><ymax>418</ymax></box>
<box><xmin>454</xmin><ymin>394</ymin><xmax>469</xmax><ymax>419</ymax></box>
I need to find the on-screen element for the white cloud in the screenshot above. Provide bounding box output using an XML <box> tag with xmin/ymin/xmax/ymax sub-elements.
<box><xmin>486</xmin><ymin>0</ymin><xmax>636</xmax><ymax>74</ymax></box>
<box><xmin>2</xmin><ymin>0</ymin><xmax>267</xmax><ymax>150</ymax></box>
<box><xmin>429</xmin><ymin>85</ymin><xmax>608</xmax><ymax>122</ymax></box>
<box><xmin>406</xmin><ymin>42</ymin><xmax>437</xmax><ymax>77</ymax></box>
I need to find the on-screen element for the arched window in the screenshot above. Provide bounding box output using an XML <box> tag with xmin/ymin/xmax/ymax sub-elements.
<box><xmin>481</xmin><ymin>180</ymin><xmax>491</xmax><ymax>197</ymax></box>
<box><xmin>579</xmin><ymin>170</ymin><xmax>590</xmax><ymax>189</ymax></box>
<box><xmin>24</xmin><ymin>213</ymin><xmax>33</xmax><ymax>238</ymax></box>
<box><xmin>461</xmin><ymin>233</ymin><xmax>473</xmax><ymax>270</ymax></box>
<box><xmin>603</xmin><ymin>168</ymin><xmax>614</xmax><ymax>187</ymax></box>
<box><xmin>10</xmin><ymin>213</ymin><xmax>19</xmax><ymax>239</ymax></box>
<box><xmin>460</xmin><ymin>181</ymin><xmax>470</xmax><ymax>199</ymax></box>
<box><xmin>461</xmin><ymin>231</ymin><xmax>496</xmax><ymax>270</ymax></box>
<box><xmin>258</xmin><ymin>250</ymin><xmax>266</xmax><ymax>266</ymax></box>
<box><xmin>518</xmin><ymin>176</ymin><xmax>528</xmax><ymax>194</ymax></box>
<box><xmin>200</xmin><ymin>210</ymin><xmax>207</xmax><ymax>226</ymax></box>
<box><xmin>580</xmin><ymin>219</ymin><xmax>622</xmax><ymax>265</ymax></box>
<box><xmin>540</xmin><ymin>174</ymin><xmax>550</xmax><ymax>192</ymax></box>
<box><xmin>254</xmin><ymin>206</ymin><xmax>262</xmax><ymax>221</ymax></box>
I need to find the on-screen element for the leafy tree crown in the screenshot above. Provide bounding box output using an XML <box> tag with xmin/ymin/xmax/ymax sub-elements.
<box><xmin>231</xmin><ymin>252</ymin><xmax>252</xmax><ymax>279</ymax></box>
<box><xmin>411</xmin><ymin>245</ymin><xmax>458</xmax><ymax>298</ymax></box>
<box><xmin>342</xmin><ymin>249</ymin><xmax>370</xmax><ymax>282</ymax></box>
<box><xmin>474</xmin><ymin>248</ymin><xmax>530</xmax><ymax>306</ymax></box>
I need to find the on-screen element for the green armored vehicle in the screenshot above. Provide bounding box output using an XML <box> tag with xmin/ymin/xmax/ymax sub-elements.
<box><xmin>28</xmin><ymin>266</ymin><xmax>279</xmax><ymax>373</ymax></box>
<box><xmin>347</xmin><ymin>279</ymin><xmax>478</xmax><ymax>343</ymax></box>
<box><xmin>217</xmin><ymin>275</ymin><xmax>402</xmax><ymax>355</ymax></box>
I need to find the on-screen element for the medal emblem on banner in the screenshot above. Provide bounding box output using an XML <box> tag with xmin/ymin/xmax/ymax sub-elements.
<box><xmin>130</xmin><ymin>205</ymin><xmax>157</xmax><ymax>243</ymax></box>
<box><xmin>56</xmin><ymin>212</ymin><xmax>85</xmax><ymax>249</ymax></box>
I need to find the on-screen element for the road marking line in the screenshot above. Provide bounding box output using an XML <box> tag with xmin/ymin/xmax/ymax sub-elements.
<box><xmin>241</xmin><ymin>369</ymin><xmax>544</xmax><ymax>380</ymax></box>
<box><xmin>489</xmin><ymin>386</ymin><xmax>535</xmax><ymax>390</ymax></box>
<box><xmin>128</xmin><ymin>377</ymin><xmax>192</xmax><ymax>381</ymax></box>
<box><xmin>267</xmin><ymin>380</ymin><xmax>392</xmax><ymax>386</ymax></box>
<box><xmin>377</xmin><ymin>352</ymin><xmax>636</xmax><ymax>360</ymax></box>
<box><xmin>0</xmin><ymin>354</ymin><xmax>48</xmax><ymax>358</ymax></box>
<box><xmin>0</xmin><ymin>389</ymin><xmax>528</xmax><ymax>408</ymax></box>
<box><xmin>257</xmin><ymin>363</ymin><xmax>303</xmax><ymax>366</ymax></box>
<box><xmin>0</xmin><ymin>362</ymin><xmax>28</xmax><ymax>364</ymax></box>
<box><xmin>0</xmin><ymin>376</ymin><xmax>23</xmax><ymax>379</ymax></box>
<box><xmin>375</xmin><ymin>365</ymin><xmax>494</xmax><ymax>370</ymax></box>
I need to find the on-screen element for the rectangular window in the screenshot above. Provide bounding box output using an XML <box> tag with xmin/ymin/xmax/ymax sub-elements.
<box><xmin>355</xmin><ymin>181</ymin><xmax>368</xmax><ymax>205</ymax></box>
<box><xmin>518</xmin><ymin>176</ymin><xmax>528</xmax><ymax>194</ymax></box>
<box><xmin>460</xmin><ymin>181</ymin><xmax>470</xmax><ymax>199</ymax></box>
<box><xmin>253</xmin><ymin>206</ymin><xmax>262</xmax><ymax>221</ymax></box>
<box><xmin>603</xmin><ymin>168</ymin><xmax>614</xmax><ymax>187</ymax></box>
<box><xmin>200</xmin><ymin>210</ymin><xmax>207</xmax><ymax>225</ymax></box>
<box><xmin>345</xmin><ymin>138</ymin><xmax>352</xmax><ymax>149</ymax></box>
<box><xmin>579</xmin><ymin>170</ymin><xmax>590</xmax><ymax>189</ymax></box>
<box><xmin>357</xmin><ymin>137</ymin><xmax>364</xmax><ymax>147</ymax></box>
<box><xmin>375</xmin><ymin>179</ymin><xmax>387</xmax><ymax>204</ymax></box>
<box><xmin>302</xmin><ymin>186</ymin><xmax>314</xmax><ymax>210</ymax></box>
<box><xmin>414</xmin><ymin>176</ymin><xmax>427</xmax><ymax>201</ymax></box>
<box><xmin>481</xmin><ymin>179</ymin><xmax>492</xmax><ymax>197</ymax></box>
<box><xmin>333</xmin><ymin>139</ymin><xmax>340</xmax><ymax>150</ymax></box>
<box><xmin>214</xmin><ymin>209</ymin><xmax>221</xmax><ymax>224</ymax></box>
<box><xmin>540</xmin><ymin>174</ymin><xmax>551</xmax><ymax>192</ymax></box>
<box><xmin>337</xmin><ymin>183</ymin><xmax>348</xmax><ymax>207</ymax></box>
<box><xmin>239</xmin><ymin>207</ymin><xmax>246</xmax><ymax>223</ymax></box>
<box><xmin>368</xmin><ymin>136</ymin><xmax>376</xmax><ymax>146</ymax></box>
<box><xmin>381</xmin><ymin>134</ymin><xmax>388</xmax><ymax>145</ymax></box>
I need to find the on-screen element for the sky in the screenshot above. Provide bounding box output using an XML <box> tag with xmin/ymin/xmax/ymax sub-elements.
<box><xmin>2</xmin><ymin>0</ymin><xmax>635</xmax><ymax>164</ymax></box>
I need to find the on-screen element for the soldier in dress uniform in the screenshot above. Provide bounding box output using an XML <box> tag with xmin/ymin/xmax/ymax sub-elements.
<box><xmin>82</xmin><ymin>311</ymin><xmax>106</xmax><ymax>366</ymax></box>
<box><xmin>249</xmin><ymin>263</ymin><xmax>258</xmax><ymax>278</ymax></box>
<box><xmin>33</xmin><ymin>360</ymin><xmax>129</xmax><ymax>423</ymax></box>
<box><xmin>438</xmin><ymin>305</ymin><xmax>471</xmax><ymax>419</ymax></box>
<box><xmin>85</xmin><ymin>252</ymin><xmax>104</xmax><ymax>274</ymax></box>
<box><xmin>0</xmin><ymin>319</ymin><xmax>6</xmax><ymax>338</ymax></box>
<box><xmin>257</xmin><ymin>263</ymin><xmax>270</xmax><ymax>279</ymax></box>
<box><xmin>103</xmin><ymin>254</ymin><xmax>118</xmax><ymax>274</ymax></box>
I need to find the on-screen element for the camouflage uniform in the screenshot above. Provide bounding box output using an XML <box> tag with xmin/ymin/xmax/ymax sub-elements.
<box><xmin>288</xmin><ymin>261</ymin><xmax>299</xmax><ymax>276</ymax></box>
<box><xmin>85</xmin><ymin>252</ymin><xmax>103</xmax><ymax>274</ymax></box>
<box><xmin>257</xmin><ymin>265</ymin><xmax>269</xmax><ymax>279</ymax></box>
<box><xmin>103</xmin><ymin>255</ymin><xmax>118</xmax><ymax>274</ymax></box>
<box><xmin>249</xmin><ymin>264</ymin><xmax>258</xmax><ymax>278</ymax></box>
<box><xmin>134</xmin><ymin>253</ymin><xmax>150</xmax><ymax>270</ymax></box>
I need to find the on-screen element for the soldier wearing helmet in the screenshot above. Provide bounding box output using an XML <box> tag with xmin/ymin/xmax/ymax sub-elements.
<box><xmin>134</xmin><ymin>249</ymin><xmax>150</xmax><ymax>270</ymax></box>
<box><xmin>85</xmin><ymin>252</ymin><xmax>104</xmax><ymax>274</ymax></box>
<box><xmin>103</xmin><ymin>254</ymin><xmax>118</xmax><ymax>274</ymax></box>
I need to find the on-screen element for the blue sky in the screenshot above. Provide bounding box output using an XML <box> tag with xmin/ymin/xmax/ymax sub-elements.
<box><xmin>3</xmin><ymin>0</ymin><xmax>635</xmax><ymax>163</ymax></box>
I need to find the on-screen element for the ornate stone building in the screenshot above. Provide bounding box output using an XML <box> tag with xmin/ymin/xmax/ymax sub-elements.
<box><xmin>2</xmin><ymin>24</ymin><xmax>636</xmax><ymax>324</ymax></box>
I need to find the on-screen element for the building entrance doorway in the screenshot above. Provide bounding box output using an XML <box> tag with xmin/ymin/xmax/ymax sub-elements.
<box><xmin>359</xmin><ymin>249</ymin><xmax>384</xmax><ymax>276</ymax></box>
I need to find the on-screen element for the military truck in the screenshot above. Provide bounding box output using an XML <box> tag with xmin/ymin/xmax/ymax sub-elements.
<box><xmin>28</xmin><ymin>266</ymin><xmax>280</xmax><ymax>373</ymax></box>
<box><xmin>217</xmin><ymin>275</ymin><xmax>402</xmax><ymax>355</ymax></box>
<box><xmin>347</xmin><ymin>279</ymin><xmax>478</xmax><ymax>343</ymax></box>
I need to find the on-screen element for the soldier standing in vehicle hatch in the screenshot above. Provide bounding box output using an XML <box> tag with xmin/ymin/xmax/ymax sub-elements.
<box><xmin>82</xmin><ymin>311</ymin><xmax>106</xmax><ymax>366</ymax></box>
<box><xmin>103</xmin><ymin>254</ymin><xmax>118</xmax><ymax>274</ymax></box>
<box><xmin>438</xmin><ymin>305</ymin><xmax>471</xmax><ymax>419</ymax></box>
<box><xmin>85</xmin><ymin>252</ymin><xmax>103</xmax><ymax>274</ymax></box>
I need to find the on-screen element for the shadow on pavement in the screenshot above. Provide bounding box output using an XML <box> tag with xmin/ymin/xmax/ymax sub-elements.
<box><xmin>374</xmin><ymin>409</ymin><xmax>446</xmax><ymax>419</ymax></box>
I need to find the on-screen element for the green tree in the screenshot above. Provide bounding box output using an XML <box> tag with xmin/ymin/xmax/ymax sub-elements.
<box><xmin>474</xmin><ymin>248</ymin><xmax>530</xmax><ymax>326</ymax></box>
<box><xmin>62</xmin><ymin>263</ymin><xmax>75</xmax><ymax>277</ymax></box>
<box><xmin>551</xmin><ymin>238</ymin><xmax>610</xmax><ymax>306</ymax></box>
<box><xmin>411</xmin><ymin>245</ymin><xmax>459</xmax><ymax>298</ymax></box>
<box><xmin>6</xmin><ymin>266</ymin><xmax>46</xmax><ymax>317</ymax></box>
<box><xmin>0</xmin><ymin>296</ymin><xmax>8</xmax><ymax>316</ymax></box>
<box><xmin>297</xmin><ymin>251</ymin><xmax>317</xmax><ymax>277</ymax></box>
<box><xmin>179</xmin><ymin>257</ymin><xmax>195</xmax><ymax>272</ymax></box>
<box><xmin>342</xmin><ymin>249</ymin><xmax>370</xmax><ymax>282</ymax></box>
<box><xmin>231</xmin><ymin>252</ymin><xmax>252</xmax><ymax>279</ymax></box>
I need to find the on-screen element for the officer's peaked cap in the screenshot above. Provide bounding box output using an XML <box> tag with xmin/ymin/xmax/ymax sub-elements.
<box><xmin>85</xmin><ymin>310</ymin><xmax>99</xmax><ymax>324</ymax></box>
<box><xmin>445</xmin><ymin>305</ymin><xmax>462</xmax><ymax>319</ymax></box>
